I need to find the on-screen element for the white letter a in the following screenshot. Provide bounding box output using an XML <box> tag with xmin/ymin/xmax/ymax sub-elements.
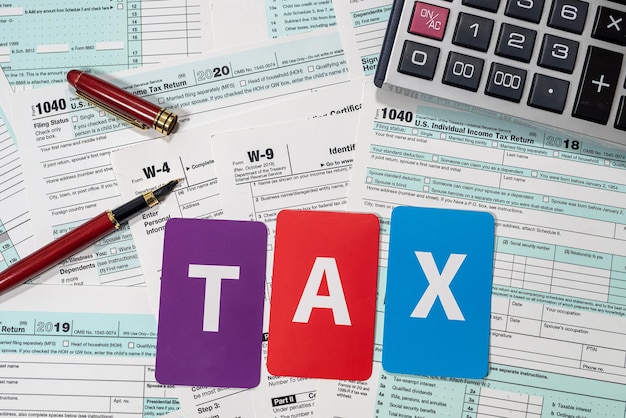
<box><xmin>292</xmin><ymin>257</ymin><xmax>351</xmax><ymax>325</ymax></box>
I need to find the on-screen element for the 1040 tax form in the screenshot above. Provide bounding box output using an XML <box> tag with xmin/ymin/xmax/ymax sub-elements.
<box><xmin>314</xmin><ymin>83</ymin><xmax>626</xmax><ymax>418</ymax></box>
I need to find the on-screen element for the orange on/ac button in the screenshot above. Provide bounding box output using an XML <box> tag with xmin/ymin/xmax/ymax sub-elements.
<box><xmin>408</xmin><ymin>1</ymin><xmax>450</xmax><ymax>41</ymax></box>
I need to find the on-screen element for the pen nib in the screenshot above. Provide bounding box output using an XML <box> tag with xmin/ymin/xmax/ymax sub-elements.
<box><xmin>152</xmin><ymin>178</ymin><xmax>182</xmax><ymax>201</ymax></box>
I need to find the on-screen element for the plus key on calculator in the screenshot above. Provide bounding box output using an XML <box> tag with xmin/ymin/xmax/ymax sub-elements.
<box><xmin>375</xmin><ymin>0</ymin><xmax>626</xmax><ymax>147</ymax></box>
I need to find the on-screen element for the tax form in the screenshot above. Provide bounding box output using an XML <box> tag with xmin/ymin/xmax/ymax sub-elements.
<box><xmin>111</xmin><ymin>127</ymin><xmax>256</xmax><ymax>418</ymax></box>
<box><xmin>109</xmin><ymin>80</ymin><xmax>366</xmax><ymax>418</ymax></box>
<box><xmin>0</xmin><ymin>114</ymin><xmax>33</xmax><ymax>275</ymax></box>
<box><xmin>0</xmin><ymin>71</ymin><xmax>34</xmax><ymax>277</ymax></box>
<box><xmin>1</xmin><ymin>73</ymin><xmax>181</xmax><ymax>415</ymax></box>
<box><xmin>10</xmin><ymin>30</ymin><xmax>351</xmax><ymax>288</ymax></box>
<box><xmin>211</xmin><ymin>111</ymin><xmax>360</xmax><ymax>418</ymax></box>
<box><xmin>110</xmin><ymin>80</ymin><xmax>365</xmax><ymax>306</ymax></box>
<box><xmin>315</xmin><ymin>83</ymin><xmax>626</xmax><ymax>417</ymax></box>
<box><xmin>210</xmin><ymin>0</ymin><xmax>336</xmax><ymax>49</ymax></box>
<box><xmin>332</xmin><ymin>0</ymin><xmax>392</xmax><ymax>76</ymax></box>
<box><xmin>1</xmin><ymin>0</ymin><xmax>213</xmax><ymax>89</ymax></box>
<box><xmin>0</xmin><ymin>285</ymin><xmax>182</xmax><ymax>417</ymax></box>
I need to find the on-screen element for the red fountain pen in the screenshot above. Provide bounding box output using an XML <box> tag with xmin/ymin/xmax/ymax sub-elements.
<box><xmin>67</xmin><ymin>69</ymin><xmax>178</xmax><ymax>135</ymax></box>
<box><xmin>0</xmin><ymin>179</ymin><xmax>181</xmax><ymax>295</ymax></box>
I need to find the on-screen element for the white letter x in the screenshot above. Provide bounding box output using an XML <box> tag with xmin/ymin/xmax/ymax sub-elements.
<box><xmin>411</xmin><ymin>251</ymin><xmax>466</xmax><ymax>321</ymax></box>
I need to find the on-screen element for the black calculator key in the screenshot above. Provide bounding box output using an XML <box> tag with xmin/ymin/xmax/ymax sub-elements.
<box><xmin>452</xmin><ymin>13</ymin><xmax>494</xmax><ymax>51</ymax></box>
<box><xmin>504</xmin><ymin>0</ymin><xmax>545</xmax><ymax>23</ymax></box>
<box><xmin>572</xmin><ymin>46</ymin><xmax>623</xmax><ymax>124</ymax></box>
<box><xmin>485</xmin><ymin>62</ymin><xmax>527</xmax><ymax>102</ymax></box>
<box><xmin>495</xmin><ymin>23</ymin><xmax>537</xmax><ymax>62</ymax></box>
<box><xmin>442</xmin><ymin>52</ymin><xmax>485</xmax><ymax>91</ymax></box>
<box><xmin>462</xmin><ymin>0</ymin><xmax>501</xmax><ymax>12</ymax></box>
<box><xmin>538</xmin><ymin>34</ymin><xmax>579</xmax><ymax>73</ymax></box>
<box><xmin>615</xmin><ymin>96</ymin><xmax>626</xmax><ymax>130</ymax></box>
<box><xmin>547</xmin><ymin>0</ymin><xmax>588</xmax><ymax>34</ymax></box>
<box><xmin>528</xmin><ymin>73</ymin><xmax>569</xmax><ymax>113</ymax></box>
<box><xmin>592</xmin><ymin>6</ymin><xmax>626</xmax><ymax>46</ymax></box>
<box><xmin>398</xmin><ymin>41</ymin><xmax>440</xmax><ymax>80</ymax></box>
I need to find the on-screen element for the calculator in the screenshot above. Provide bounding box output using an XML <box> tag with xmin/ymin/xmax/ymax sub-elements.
<box><xmin>374</xmin><ymin>0</ymin><xmax>626</xmax><ymax>147</ymax></box>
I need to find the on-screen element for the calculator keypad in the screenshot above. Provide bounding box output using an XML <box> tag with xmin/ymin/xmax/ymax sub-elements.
<box><xmin>592</xmin><ymin>6</ymin><xmax>626</xmax><ymax>45</ymax></box>
<box><xmin>462</xmin><ymin>0</ymin><xmax>500</xmax><ymax>13</ymax></box>
<box><xmin>409</xmin><ymin>2</ymin><xmax>450</xmax><ymax>40</ymax></box>
<box><xmin>452</xmin><ymin>13</ymin><xmax>494</xmax><ymax>51</ymax></box>
<box><xmin>485</xmin><ymin>62</ymin><xmax>527</xmax><ymax>102</ymax></box>
<box><xmin>495</xmin><ymin>23</ymin><xmax>536</xmax><ymax>62</ymax></box>
<box><xmin>443</xmin><ymin>52</ymin><xmax>485</xmax><ymax>90</ymax></box>
<box><xmin>572</xmin><ymin>46</ymin><xmax>623</xmax><ymax>124</ymax></box>
<box><xmin>537</xmin><ymin>34</ymin><xmax>579</xmax><ymax>73</ymax></box>
<box><xmin>504</xmin><ymin>0</ymin><xmax>545</xmax><ymax>23</ymax></box>
<box><xmin>547</xmin><ymin>0</ymin><xmax>588</xmax><ymax>34</ymax></box>
<box><xmin>399</xmin><ymin>41</ymin><xmax>441</xmax><ymax>79</ymax></box>
<box><xmin>528</xmin><ymin>73</ymin><xmax>569</xmax><ymax>112</ymax></box>
<box><xmin>375</xmin><ymin>0</ymin><xmax>626</xmax><ymax>145</ymax></box>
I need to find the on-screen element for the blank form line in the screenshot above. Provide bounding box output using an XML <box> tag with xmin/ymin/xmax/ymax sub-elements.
<box><xmin>139</xmin><ymin>20</ymin><xmax>202</xmax><ymax>26</ymax></box>
<box><xmin>96</xmin><ymin>41</ymin><xmax>125</xmax><ymax>51</ymax></box>
<box><xmin>36</xmin><ymin>44</ymin><xmax>70</xmax><ymax>54</ymax></box>
<box><xmin>0</xmin><ymin>7</ymin><xmax>24</xmax><ymax>16</ymax></box>
<box><xmin>0</xmin><ymin>48</ymin><xmax>10</xmax><ymax>63</ymax></box>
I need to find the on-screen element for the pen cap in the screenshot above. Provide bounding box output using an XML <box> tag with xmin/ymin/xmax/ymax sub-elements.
<box><xmin>67</xmin><ymin>70</ymin><xmax>178</xmax><ymax>135</ymax></box>
<box><xmin>154</xmin><ymin>108</ymin><xmax>178</xmax><ymax>135</ymax></box>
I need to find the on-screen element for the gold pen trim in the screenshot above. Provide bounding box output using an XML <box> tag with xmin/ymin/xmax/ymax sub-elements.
<box><xmin>143</xmin><ymin>191</ymin><xmax>159</xmax><ymax>207</ymax></box>
<box><xmin>106</xmin><ymin>210</ymin><xmax>121</xmax><ymax>229</ymax></box>
<box><xmin>154</xmin><ymin>108</ymin><xmax>178</xmax><ymax>135</ymax></box>
<box><xmin>75</xmin><ymin>90</ymin><xmax>149</xmax><ymax>130</ymax></box>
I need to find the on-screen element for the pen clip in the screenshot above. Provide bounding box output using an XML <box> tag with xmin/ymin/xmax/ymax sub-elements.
<box><xmin>74</xmin><ymin>90</ymin><xmax>149</xmax><ymax>130</ymax></box>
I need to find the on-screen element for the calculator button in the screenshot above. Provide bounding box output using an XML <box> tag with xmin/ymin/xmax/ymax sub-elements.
<box><xmin>485</xmin><ymin>62</ymin><xmax>527</xmax><ymax>102</ymax></box>
<box><xmin>537</xmin><ymin>34</ymin><xmax>579</xmax><ymax>73</ymax></box>
<box><xmin>452</xmin><ymin>13</ymin><xmax>494</xmax><ymax>52</ymax></box>
<box><xmin>572</xmin><ymin>46</ymin><xmax>623</xmax><ymax>124</ymax></box>
<box><xmin>409</xmin><ymin>2</ymin><xmax>450</xmax><ymax>41</ymax></box>
<box><xmin>398</xmin><ymin>40</ymin><xmax>440</xmax><ymax>80</ymax></box>
<box><xmin>462</xmin><ymin>0</ymin><xmax>501</xmax><ymax>13</ymax></box>
<box><xmin>442</xmin><ymin>52</ymin><xmax>485</xmax><ymax>91</ymax></box>
<box><xmin>528</xmin><ymin>73</ymin><xmax>569</xmax><ymax>113</ymax></box>
<box><xmin>615</xmin><ymin>96</ymin><xmax>626</xmax><ymax>130</ymax></box>
<box><xmin>547</xmin><ymin>0</ymin><xmax>588</xmax><ymax>34</ymax></box>
<box><xmin>495</xmin><ymin>23</ymin><xmax>536</xmax><ymax>62</ymax></box>
<box><xmin>504</xmin><ymin>0</ymin><xmax>545</xmax><ymax>23</ymax></box>
<box><xmin>592</xmin><ymin>6</ymin><xmax>626</xmax><ymax>46</ymax></box>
